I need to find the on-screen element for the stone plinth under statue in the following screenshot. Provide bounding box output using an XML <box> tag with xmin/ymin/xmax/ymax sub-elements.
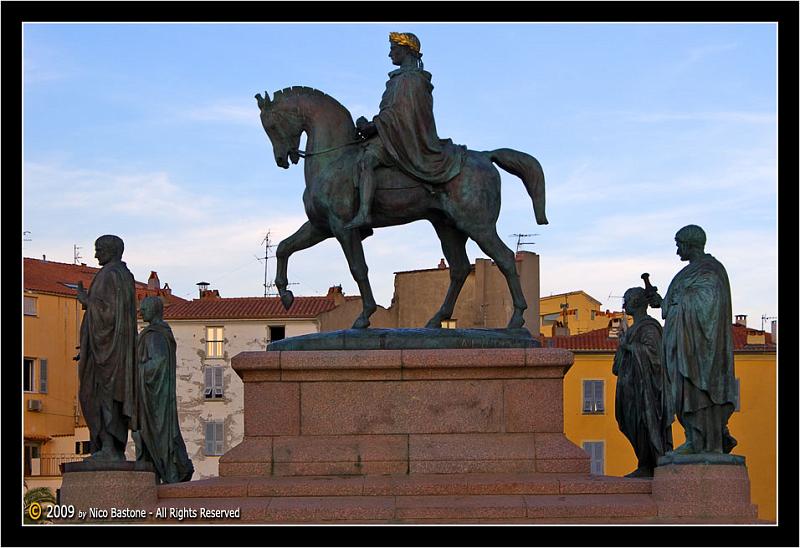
<box><xmin>145</xmin><ymin>339</ymin><xmax>760</xmax><ymax>523</ymax></box>
<box><xmin>59</xmin><ymin>461</ymin><xmax>157</xmax><ymax>523</ymax></box>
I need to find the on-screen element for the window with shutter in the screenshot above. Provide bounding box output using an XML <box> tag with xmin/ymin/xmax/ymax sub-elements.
<box><xmin>582</xmin><ymin>380</ymin><xmax>592</xmax><ymax>412</ymax></box>
<box><xmin>582</xmin><ymin>441</ymin><xmax>604</xmax><ymax>475</ymax></box>
<box><xmin>205</xmin><ymin>422</ymin><xmax>215</xmax><ymax>454</ymax></box>
<box><xmin>594</xmin><ymin>380</ymin><xmax>604</xmax><ymax>412</ymax></box>
<box><xmin>24</xmin><ymin>296</ymin><xmax>38</xmax><ymax>316</ymax></box>
<box><xmin>215</xmin><ymin>421</ymin><xmax>224</xmax><ymax>455</ymax></box>
<box><xmin>213</xmin><ymin>367</ymin><xmax>224</xmax><ymax>398</ymax></box>
<box><xmin>39</xmin><ymin>359</ymin><xmax>48</xmax><ymax>394</ymax></box>
<box><xmin>582</xmin><ymin>380</ymin><xmax>604</xmax><ymax>413</ymax></box>
<box><xmin>24</xmin><ymin>359</ymin><xmax>35</xmax><ymax>392</ymax></box>
<box><xmin>204</xmin><ymin>367</ymin><xmax>213</xmax><ymax>398</ymax></box>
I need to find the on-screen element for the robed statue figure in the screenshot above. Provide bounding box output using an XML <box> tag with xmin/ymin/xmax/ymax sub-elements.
<box><xmin>134</xmin><ymin>296</ymin><xmax>194</xmax><ymax>483</ymax></box>
<box><xmin>612</xmin><ymin>286</ymin><xmax>673</xmax><ymax>477</ymax></box>
<box><xmin>76</xmin><ymin>235</ymin><xmax>138</xmax><ymax>461</ymax></box>
<box><xmin>647</xmin><ymin>225</ymin><xmax>738</xmax><ymax>455</ymax></box>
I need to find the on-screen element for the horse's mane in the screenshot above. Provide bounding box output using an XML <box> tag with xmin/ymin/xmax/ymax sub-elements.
<box><xmin>272</xmin><ymin>86</ymin><xmax>352</xmax><ymax>120</ymax></box>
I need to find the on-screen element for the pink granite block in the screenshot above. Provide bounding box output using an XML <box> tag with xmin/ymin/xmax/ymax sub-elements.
<box><xmin>232</xmin><ymin>351</ymin><xmax>280</xmax><ymax>376</ymax></box>
<box><xmin>264</xmin><ymin>496</ymin><xmax>396</xmax><ymax>522</ymax></box>
<box><xmin>504</xmin><ymin>379</ymin><xmax>563</xmax><ymax>432</ymax></box>
<box><xmin>218</xmin><ymin>462</ymin><xmax>271</xmax><ymax>477</ymax></box>
<box><xmin>244</xmin><ymin>382</ymin><xmax>300</xmax><ymax>436</ymax></box>
<box><xmin>273</xmin><ymin>434</ymin><xmax>408</xmax><ymax>463</ymax></box>
<box><xmin>281</xmin><ymin>349</ymin><xmax>402</xmax><ymax>370</ymax></box>
<box><xmin>524</xmin><ymin>348</ymin><xmax>574</xmax><ymax>368</ymax></box>
<box><xmin>401</xmin><ymin>348</ymin><xmax>527</xmax><ymax>368</ymax></box>
<box><xmin>244</xmin><ymin>370</ymin><xmax>281</xmax><ymax>381</ymax></box>
<box><xmin>559</xmin><ymin>475</ymin><xmax>652</xmax><ymax>494</ymax></box>
<box><xmin>274</xmin><ymin>461</ymin><xmax>407</xmax><ymax>476</ymax></box>
<box><xmin>219</xmin><ymin>437</ymin><xmax>273</xmax><ymax>463</ymax></box>
<box><xmin>60</xmin><ymin>470</ymin><xmax>158</xmax><ymax>516</ymax></box>
<box><xmin>300</xmin><ymin>380</ymin><xmax>504</xmax><ymax>435</ymax></box>
<box><xmin>411</xmin><ymin>460</ymin><xmax>539</xmax><ymax>474</ymax></box>
<box><xmin>157</xmin><ymin>477</ymin><xmax>249</xmax><ymax>499</ymax></box>
<box><xmin>409</xmin><ymin>433</ymin><xmax>536</xmax><ymax>461</ymax></box>
<box><xmin>395</xmin><ymin>495</ymin><xmax>527</xmax><ymax>520</ymax></box>
<box><xmin>281</xmin><ymin>368</ymin><xmax>402</xmax><ymax>381</ymax></box>
<box><xmin>247</xmin><ymin>475</ymin><xmax>365</xmax><ymax>497</ymax></box>
<box><xmin>536</xmin><ymin>459</ymin><xmax>591</xmax><ymax>473</ymax></box>
<box><xmin>524</xmin><ymin>494</ymin><xmax>657</xmax><ymax>519</ymax></box>
<box><xmin>534</xmin><ymin>433</ymin><xmax>591</xmax><ymax>460</ymax></box>
<box><xmin>655</xmin><ymin>501</ymin><xmax>757</xmax><ymax>520</ymax></box>
<box><xmin>401</xmin><ymin>367</ymin><xmax>535</xmax><ymax>380</ymax></box>
<box><xmin>362</xmin><ymin>473</ymin><xmax>559</xmax><ymax>496</ymax></box>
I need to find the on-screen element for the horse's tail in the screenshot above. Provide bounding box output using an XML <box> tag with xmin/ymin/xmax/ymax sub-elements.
<box><xmin>485</xmin><ymin>148</ymin><xmax>548</xmax><ymax>225</ymax></box>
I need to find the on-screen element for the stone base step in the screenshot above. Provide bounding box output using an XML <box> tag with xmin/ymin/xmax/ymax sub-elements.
<box><xmin>147</xmin><ymin>492</ymin><xmax>658</xmax><ymax>524</ymax></box>
<box><xmin>157</xmin><ymin>472</ymin><xmax>652</xmax><ymax>499</ymax></box>
<box><xmin>149</xmin><ymin>473</ymin><xmax>661</xmax><ymax>524</ymax></box>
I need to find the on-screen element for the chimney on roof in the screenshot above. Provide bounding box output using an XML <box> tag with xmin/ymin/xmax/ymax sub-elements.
<box><xmin>438</xmin><ymin>258</ymin><xmax>447</xmax><ymax>269</ymax></box>
<box><xmin>735</xmin><ymin>314</ymin><xmax>747</xmax><ymax>327</ymax></box>
<box><xmin>327</xmin><ymin>285</ymin><xmax>345</xmax><ymax>306</ymax></box>
<box><xmin>199</xmin><ymin>289</ymin><xmax>220</xmax><ymax>300</ymax></box>
<box><xmin>771</xmin><ymin>320</ymin><xmax>777</xmax><ymax>344</ymax></box>
<box><xmin>42</xmin><ymin>255</ymin><xmax>46</xmax><ymax>261</ymax></box>
<box><xmin>148</xmin><ymin>271</ymin><xmax>160</xmax><ymax>290</ymax></box>
<box><xmin>197</xmin><ymin>281</ymin><xmax>210</xmax><ymax>298</ymax></box>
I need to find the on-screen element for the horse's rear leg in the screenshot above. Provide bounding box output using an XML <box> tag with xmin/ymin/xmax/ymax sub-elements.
<box><xmin>425</xmin><ymin>223</ymin><xmax>470</xmax><ymax>329</ymax></box>
<box><xmin>334</xmin><ymin>229</ymin><xmax>377</xmax><ymax>329</ymax></box>
<box><xmin>467</xmin><ymin>227</ymin><xmax>528</xmax><ymax>329</ymax></box>
<box><xmin>275</xmin><ymin>221</ymin><xmax>331</xmax><ymax>310</ymax></box>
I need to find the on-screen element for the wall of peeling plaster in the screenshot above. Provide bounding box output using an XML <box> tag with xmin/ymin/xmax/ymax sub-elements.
<box><xmin>169</xmin><ymin>319</ymin><xmax>319</xmax><ymax>479</ymax></box>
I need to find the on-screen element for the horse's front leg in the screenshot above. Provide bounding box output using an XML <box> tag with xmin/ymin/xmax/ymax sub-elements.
<box><xmin>333</xmin><ymin>227</ymin><xmax>377</xmax><ymax>329</ymax></box>
<box><xmin>275</xmin><ymin>221</ymin><xmax>331</xmax><ymax>310</ymax></box>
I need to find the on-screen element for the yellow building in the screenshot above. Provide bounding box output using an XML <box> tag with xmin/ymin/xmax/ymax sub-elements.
<box><xmin>540</xmin><ymin>290</ymin><xmax>629</xmax><ymax>336</ymax></box>
<box><xmin>553</xmin><ymin>320</ymin><xmax>777</xmax><ymax>522</ymax></box>
<box><xmin>23</xmin><ymin>258</ymin><xmax>182</xmax><ymax>492</ymax></box>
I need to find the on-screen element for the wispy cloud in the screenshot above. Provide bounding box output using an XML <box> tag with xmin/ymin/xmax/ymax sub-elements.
<box><xmin>183</xmin><ymin>101</ymin><xmax>259</xmax><ymax>125</ymax></box>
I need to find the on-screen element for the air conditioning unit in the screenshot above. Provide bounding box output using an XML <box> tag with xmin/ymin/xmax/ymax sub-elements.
<box><xmin>27</xmin><ymin>399</ymin><xmax>43</xmax><ymax>412</ymax></box>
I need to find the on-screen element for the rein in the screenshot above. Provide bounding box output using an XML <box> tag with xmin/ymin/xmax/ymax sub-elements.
<box><xmin>293</xmin><ymin>139</ymin><xmax>361</xmax><ymax>158</ymax></box>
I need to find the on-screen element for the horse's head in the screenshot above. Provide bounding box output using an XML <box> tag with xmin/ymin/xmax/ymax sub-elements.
<box><xmin>256</xmin><ymin>91</ymin><xmax>302</xmax><ymax>169</ymax></box>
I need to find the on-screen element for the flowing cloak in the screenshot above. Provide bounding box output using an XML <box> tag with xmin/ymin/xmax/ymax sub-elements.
<box><xmin>373</xmin><ymin>66</ymin><xmax>465</xmax><ymax>183</ymax></box>
<box><xmin>661</xmin><ymin>254</ymin><xmax>737</xmax><ymax>429</ymax></box>
<box><xmin>78</xmin><ymin>260</ymin><xmax>138</xmax><ymax>448</ymax></box>
<box><xmin>612</xmin><ymin>317</ymin><xmax>673</xmax><ymax>463</ymax></box>
<box><xmin>136</xmin><ymin>321</ymin><xmax>194</xmax><ymax>483</ymax></box>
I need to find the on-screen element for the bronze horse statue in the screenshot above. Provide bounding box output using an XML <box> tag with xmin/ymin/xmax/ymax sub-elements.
<box><xmin>256</xmin><ymin>86</ymin><xmax>548</xmax><ymax>329</ymax></box>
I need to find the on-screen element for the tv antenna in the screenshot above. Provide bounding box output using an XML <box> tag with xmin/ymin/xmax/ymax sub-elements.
<box><xmin>73</xmin><ymin>244</ymin><xmax>83</xmax><ymax>264</ymax></box>
<box><xmin>23</xmin><ymin>231</ymin><xmax>32</xmax><ymax>242</ymax></box>
<box><xmin>510</xmin><ymin>233</ymin><xmax>538</xmax><ymax>253</ymax></box>
<box><xmin>761</xmin><ymin>314</ymin><xmax>777</xmax><ymax>332</ymax></box>
<box><xmin>256</xmin><ymin>230</ymin><xmax>278</xmax><ymax>297</ymax></box>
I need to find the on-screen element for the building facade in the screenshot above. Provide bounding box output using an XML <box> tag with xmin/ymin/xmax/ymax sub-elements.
<box><xmin>162</xmin><ymin>286</ymin><xmax>359</xmax><ymax>479</ymax></box>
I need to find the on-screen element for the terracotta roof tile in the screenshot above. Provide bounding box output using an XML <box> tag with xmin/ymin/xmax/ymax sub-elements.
<box><xmin>163</xmin><ymin>296</ymin><xmax>339</xmax><ymax>320</ymax></box>
<box><xmin>23</xmin><ymin>257</ymin><xmax>186</xmax><ymax>305</ymax></box>
<box><xmin>542</xmin><ymin>324</ymin><xmax>776</xmax><ymax>352</ymax></box>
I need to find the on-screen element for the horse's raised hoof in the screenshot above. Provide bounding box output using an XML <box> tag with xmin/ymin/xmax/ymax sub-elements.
<box><xmin>279</xmin><ymin>290</ymin><xmax>295</xmax><ymax>310</ymax></box>
<box><xmin>351</xmin><ymin>316</ymin><xmax>371</xmax><ymax>329</ymax></box>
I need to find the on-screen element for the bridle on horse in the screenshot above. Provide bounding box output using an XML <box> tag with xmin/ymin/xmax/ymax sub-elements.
<box><xmin>291</xmin><ymin>139</ymin><xmax>362</xmax><ymax>159</ymax></box>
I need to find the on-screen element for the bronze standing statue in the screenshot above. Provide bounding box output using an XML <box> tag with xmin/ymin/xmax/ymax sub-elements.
<box><xmin>646</xmin><ymin>225</ymin><xmax>738</xmax><ymax>455</ymax></box>
<box><xmin>133</xmin><ymin>297</ymin><xmax>194</xmax><ymax>483</ymax></box>
<box><xmin>612</xmin><ymin>285</ymin><xmax>673</xmax><ymax>477</ymax></box>
<box><xmin>76</xmin><ymin>235</ymin><xmax>138</xmax><ymax>461</ymax></box>
<box><xmin>255</xmin><ymin>32</ymin><xmax>548</xmax><ymax>330</ymax></box>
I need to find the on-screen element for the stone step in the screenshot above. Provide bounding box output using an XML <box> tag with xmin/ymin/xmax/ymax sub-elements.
<box><xmin>157</xmin><ymin>473</ymin><xmax>652</xmax><ymax>500</ymax></box>
<box><xmin>147</xmin><ymin>492</ymin><xmax>658</xmax><ymax>524</ymax></box>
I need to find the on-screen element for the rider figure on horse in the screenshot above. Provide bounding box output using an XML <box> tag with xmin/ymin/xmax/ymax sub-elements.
<box><xmin>344</xmin><ymin>32</ymin><xmax>467</xmax><ymax>230</ymax></box>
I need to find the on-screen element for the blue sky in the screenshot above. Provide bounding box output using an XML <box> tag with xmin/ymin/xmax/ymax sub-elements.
<box><xmin>23</xmin><ymin>23</ymin><xmax>777</xmax><ymax>330</ymax></box>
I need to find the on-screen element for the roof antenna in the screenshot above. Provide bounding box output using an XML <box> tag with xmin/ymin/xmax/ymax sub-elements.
<box><xmin>510</xmin><ymin>233</ymin><xmax>538</xmax><ymax>253</ymax></box>
<box><xmin>73</xmin><ymin>244</ymin><xmax>82</xmax><ymax>265</ymax></box>
<box><xmin>256</xmin><ymin>230</ymin><xmax>278</xmax><ymax>297</ymax></box>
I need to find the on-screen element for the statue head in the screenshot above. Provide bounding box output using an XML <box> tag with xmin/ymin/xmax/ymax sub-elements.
<box><xmin>94</xmin><ymin>234</ymin><xmax>124</xmax><ymax>265</ymax></box>
<box><xmin>674</xmin><ymin>224</ymin><xmax>706</xmax><ymax>261</ymax></box>
<box><xmin>140</xmin><ymin>295</ymin><xmax>163</xmax><ymax>323</ymax></box>
<box><xmin>389</xmin><ymin>32</ymin><xmax>422</xmax><ymax>67</ymax></box>
<box><xmin>622</xmin><ymin>287</ymin><xmax>648</xmax><ymax>316</ymax></box>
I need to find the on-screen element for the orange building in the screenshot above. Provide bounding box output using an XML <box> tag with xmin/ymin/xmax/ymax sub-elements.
<box><xmin>550</xmin><ymin>320</ymin><xmax>777</xmax><ymax>522</ymax></box>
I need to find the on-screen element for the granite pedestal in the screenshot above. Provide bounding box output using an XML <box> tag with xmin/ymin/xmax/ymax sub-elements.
<box><xmin>59</xmin><ymin>461</ymin><xmax>158</xmax><ymax>523</ymax></box>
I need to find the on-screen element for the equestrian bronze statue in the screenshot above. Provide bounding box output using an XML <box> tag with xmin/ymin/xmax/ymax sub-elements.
<box><xmin>255</xmin><ymin>32</ymin><xmax>548</xmax><ymax>330</ymax></box>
